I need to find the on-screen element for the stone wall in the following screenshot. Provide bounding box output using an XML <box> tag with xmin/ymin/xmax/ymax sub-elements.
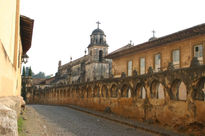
<box><xmin>27</xmin><ymin>64</ymin><xmax>205</xmax><ymax>133</ymax></box>
<box><xmin>0</xmin><ymin>96</ymin><xmax>25</xmax><ymax>136</ymax></box>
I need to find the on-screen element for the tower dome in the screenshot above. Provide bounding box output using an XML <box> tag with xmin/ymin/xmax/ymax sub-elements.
<box><xmin>91</xmin><ymin>28</ymin><xmax>105</xmax><ymax>35</ymax></box>
<box><xmin>88</xmin><ymin>21</ymin><xmax>108</xmax><ymax>48</ymax></box>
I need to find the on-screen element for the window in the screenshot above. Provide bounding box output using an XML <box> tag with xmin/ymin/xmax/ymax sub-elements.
<box><xmin>194</xmin><ymin>44</ymin><xmax>203</xmax><ymax>64</ymax></box>
<box><xmin>99</xmin><ymin>50</ymin><xmax>103</xmax><ymax>62</ymax></box>
<box><xmin>140</xmin><ymin>57</ymin><xmax>145</xmax><ymax>75</ymax></box>
<box><xmin>172</xmin><ymin>50</ymin><xmax>180</xmax><ymax>68</ymax></box>
<box><xmin>127</xmin><ymin>60</ymin><xmax>132</xmax><ymax>76</ymax></box>
<box><xmin>154</xmin><ymin>54</ymin><xmax>161</xmax><ymax>72</ymax></box>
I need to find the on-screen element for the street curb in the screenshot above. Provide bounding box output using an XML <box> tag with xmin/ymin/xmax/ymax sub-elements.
<box><xmin>66</xmin><ymin>105</ymin><xmax>187</xmax><ymax>136</ymax></box>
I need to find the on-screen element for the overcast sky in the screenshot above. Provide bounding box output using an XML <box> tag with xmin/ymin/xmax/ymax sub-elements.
<box><xmin>21</xmin><ymin>0</ymin><xmax>205</xmax><ymax>76</ymax></box>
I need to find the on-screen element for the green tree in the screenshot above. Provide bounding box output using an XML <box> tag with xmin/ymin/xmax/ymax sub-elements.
<box><xmin>28</xmin><ymin>67</ymin><xmax>32</xmax><ymax>76</ymax></box>
<box><xmin>22</xmin><ymin>66</ymin><xmax>26</xmax><ymax>77</ymax></box>
<box><xmin>21</xmin><ymin>66</ymin><xmax>26</xmax><ymax>101</ymax></box>
<box><xmin>21</xmin><ymin>80</ymin><xmax>26</xmax><ymax>101</ymax></box>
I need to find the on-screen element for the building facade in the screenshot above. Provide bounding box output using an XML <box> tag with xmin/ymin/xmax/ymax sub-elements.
<box><xmin>106</xmin><ymin>24</ymin><xmax>205</xmax><ymax>78</ymax></box>
<box><xmin>54</xmin><ymin>25</ymin><xmax>111</xmax><ymax>84</ymax></box>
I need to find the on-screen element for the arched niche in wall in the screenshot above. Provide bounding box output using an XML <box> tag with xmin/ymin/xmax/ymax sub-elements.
<box><xmin>171</xmin><ymin>80</ymin><xmax>187</xmax><ymax>101</ymax></box>
<box><xmin>101</xmin><ymin>85</ymin><xmax>108</xmax><ymax>98</ymax></box>
<box><xmin>150</xmin><ymin>80</ymin><xmax>165</xmax><ymax>99</ymax></box>
<box><xmin>111</xmin><ymin>84</ymin><xmax>118</xmax><ymax>98</ymax></box>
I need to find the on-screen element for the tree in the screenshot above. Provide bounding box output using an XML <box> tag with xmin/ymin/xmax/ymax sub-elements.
<box><xmin>28</xmin><ymin>67</ymin><xmax>32</xmax><ymax>77</ymax></box>
<box><xmin>21</xmin><ymin>66</ymin><xmax>26</xmax><ymax>101</ymax></box>
<box><xmin>22</xmin><ymin>66</ymin><xmax>26</xmax><ymax>77</ymax></box>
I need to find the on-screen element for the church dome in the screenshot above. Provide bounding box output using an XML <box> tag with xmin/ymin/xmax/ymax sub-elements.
<box><xmin>88</xmin><ymin>22</ymin><xmax>108</xmax><ymax>48</ymax></box>
<box><xmin>91</xmin><ymin>28</ymin><xmax>105</xmax><ymax>35</ymax></box>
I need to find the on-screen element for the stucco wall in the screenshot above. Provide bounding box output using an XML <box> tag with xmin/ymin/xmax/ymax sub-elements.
<box><xmin>112</xmin><ymin>35</ymin><xmax>205</xmax><ymax>77</ymax></box>
<box><xmin>0</xmin><ymin>0</ymin><xmax>22</xmax><ymax>97</ymax></box>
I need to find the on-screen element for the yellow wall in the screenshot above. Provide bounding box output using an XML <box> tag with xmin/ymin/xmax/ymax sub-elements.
<box><xmin>0</xmin><ymin>0</ymin><xmax>22</xmax><ymax>97</ymax></box>
<box><xmin>112</xmin><ymin>35</ymin><xmax>205</xmax><ymax>77</ymax></box>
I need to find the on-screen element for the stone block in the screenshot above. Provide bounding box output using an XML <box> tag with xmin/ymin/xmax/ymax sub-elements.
<box><xmin>0</xmin><ymin>104</ymin><xmax>17</xmax><ymax>136</ymax></box>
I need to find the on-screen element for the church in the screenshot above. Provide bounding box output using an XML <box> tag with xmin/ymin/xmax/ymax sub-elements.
<box><xmin>53</xmin><ymin>22</ymin><xmax>112</xmax><ymax>84</ymax></box>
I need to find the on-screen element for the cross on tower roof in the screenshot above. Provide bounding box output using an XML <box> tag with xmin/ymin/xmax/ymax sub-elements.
<box><xmin>152</xmin><ymin>30</ymin><xmax>156</xmax><ymax>37</ymax></box>
<box><xmin>96</xmin><ymin>21</ymin><xmax>101</xmax><ymax>29</ymax></box>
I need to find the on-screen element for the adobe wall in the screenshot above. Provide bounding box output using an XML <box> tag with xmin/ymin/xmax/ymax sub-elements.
<box><xmin>112</xmin><ymin>35</ymin><xmax>205</xmax><ymax>77</ymax></box>
<box><xmin>27</xmin><ymin>64</ymin><xmax>205</xmax><ymax>134</ymax></box>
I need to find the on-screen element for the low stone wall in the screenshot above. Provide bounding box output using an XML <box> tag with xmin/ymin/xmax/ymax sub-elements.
<box><xmin>27</xmin><ymin>65</ymin><xmax>205</xmax><ymax>134</ymax></box>
<box><xmin>0</xmin><ymin>96</ymin><xmax>25</xmax><ymax>136</ymax></box>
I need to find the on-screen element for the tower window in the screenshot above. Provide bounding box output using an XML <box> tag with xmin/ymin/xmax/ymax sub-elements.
<box><xmin>99</xmin><ymin>50</ymin><xmax>103</xmax><ymax>62</ymax></box>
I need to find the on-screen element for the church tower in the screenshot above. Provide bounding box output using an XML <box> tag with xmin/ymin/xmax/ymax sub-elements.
<box><xmin>85</xmin><ymin>22</ymin><xmax>111</xmax><ymax>81</ymax></box>
<box><xmin>88</xmin><ymin>21</ymin><xmax>108</xmax><ymax>62</ymax></box>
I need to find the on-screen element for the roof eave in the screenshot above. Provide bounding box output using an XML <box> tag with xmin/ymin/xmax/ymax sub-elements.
<box><xmin>20</xmin><ymin>15</ymin><xmax>34</xmax><ymax>55</ymax></box>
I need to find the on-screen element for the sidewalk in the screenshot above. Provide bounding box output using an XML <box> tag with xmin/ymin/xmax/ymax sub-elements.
<box><xmin>67</xmin><ymin>105</ymin><xmax>187</xmax><ymax>136</ymax></box>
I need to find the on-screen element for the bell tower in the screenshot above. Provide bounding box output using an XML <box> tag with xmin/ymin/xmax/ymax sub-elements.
<box><xmin>88</xmin><ymin>21</ymin><xmax>108</xmax><ymax>62</ymax></box>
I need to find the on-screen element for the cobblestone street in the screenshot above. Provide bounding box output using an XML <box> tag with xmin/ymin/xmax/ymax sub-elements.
<box><xmin>23</xmin><ymin>105</ymin><xmax>158</xmax><ymax>136</ymax></box>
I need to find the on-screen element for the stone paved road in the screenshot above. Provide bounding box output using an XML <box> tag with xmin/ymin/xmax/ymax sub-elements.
<box><xmin>30</xmin><ymin>105</ymin><xmax>158</xmax><ymax>136</ymax></box>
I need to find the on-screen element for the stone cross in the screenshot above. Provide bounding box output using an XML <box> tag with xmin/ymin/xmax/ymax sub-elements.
<box><xmin>130</xmin><ymin>40</ymin><xmax>132</xmax><ymax>45</ymax></box>
<box><xmin>96</xmin><ymin>21</ymin><xmax>101</xmax><ymax>29</ymax></box>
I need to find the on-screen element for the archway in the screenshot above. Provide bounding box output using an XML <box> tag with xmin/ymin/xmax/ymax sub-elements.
<box><xmin>151</xmin><ymin>81</ymin><xmax>165</xmax><ymax>99</ymax></box>
<box><xmin>93</xmin><ymin>85</ymin><xmax>100</xmax><ymax>97</ymax></box>
<box><xmin>135</xmin><ymin>83</ymin><xmax>146</xmax><ymax>99</ymax></box>
<box><xmin>171</xmin><ymin>80</ymin><xmax>187</xmax><ymax>100</ymax></box>
<box><xmin>101</xmin><ymin>85</ymin><xmax>108</xmax><ymax>98</ymax></box>
<box><xmin>111</xmin><ymin>84</ymin><xmax>118</xmax><ymax>98</ymax></box>
<box><xmin>121</xmin><ymin>84</ymin><xmax>131</xmax><ymax>98</ymax></box>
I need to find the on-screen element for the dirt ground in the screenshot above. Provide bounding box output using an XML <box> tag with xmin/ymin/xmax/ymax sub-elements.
<box><xmin>20</xmin><ymin>105</ymin><xmax>54</xmax><ymax>136</ymax></box>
